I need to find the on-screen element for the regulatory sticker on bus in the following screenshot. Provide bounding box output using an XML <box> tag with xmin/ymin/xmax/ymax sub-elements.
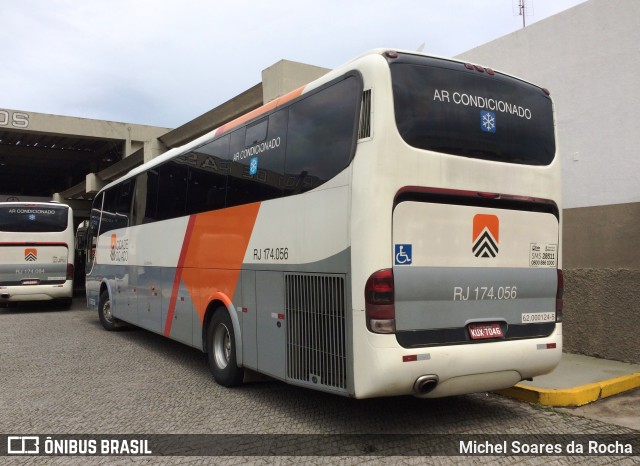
<box><xmin>529</xmin><ymin>243</ymin><xmax>557</xmax><ymax>268</ymax></box>
<box><xmin>521</xmin><ymin>312</ymin><xmax>556</xmax><ymax>323</ymax></box>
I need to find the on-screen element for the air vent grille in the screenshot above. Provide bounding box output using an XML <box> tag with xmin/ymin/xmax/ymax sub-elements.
<box><xmin>358</xmin><ymin>89</ymin><xmax>372</xmax><ymax>140</ymax></box>
<box><xmin>285</xmin><ymin>273</ymin><xmax>347</xmax><ymax>391</ymax></box>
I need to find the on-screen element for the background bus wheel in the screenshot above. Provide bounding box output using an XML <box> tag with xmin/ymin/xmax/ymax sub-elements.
<box><xmin>207</xmin><ymin>309</ymin><xmax>244</xmax><ymax>387</ymax></box>
<box><xmin>98</xmin><ymin>290</ymin><xmax>119</xmax><ymax>331</ymax></box>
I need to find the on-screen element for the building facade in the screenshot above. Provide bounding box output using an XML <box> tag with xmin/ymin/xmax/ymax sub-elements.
<box><xmin>457</xmin><ymin>0</ymin><xmax>640</xmax><ymax>363</ymax></box>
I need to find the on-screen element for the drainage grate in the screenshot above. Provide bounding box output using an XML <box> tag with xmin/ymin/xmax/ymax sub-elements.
<box><xmin>285</xmin><ymin>273</ymin><xmax>347</xmax><ymax>391</ymax></box>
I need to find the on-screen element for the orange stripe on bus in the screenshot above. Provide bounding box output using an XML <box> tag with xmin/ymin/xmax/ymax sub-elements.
<box><xmin>215</xmin><ymin>86</ymin><xmax>305</xmax><ymax>136</ymax></box>
<box><xmin>208</xmin><ymin>291</ymin><xmax>233</xmax><ymax>309</ymax></box>
<box><xmin>180</xmin><ymin>202</ymin><xmax>261</xmax><ymax>323</ymax></box>
<box><xmin>164</xmin><ymin>215</ymin><xmax>197</xmax><ymax>337</ymax></box>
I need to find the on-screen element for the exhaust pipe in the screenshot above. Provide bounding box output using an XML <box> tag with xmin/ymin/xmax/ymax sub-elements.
<box><xmin>413</xmin><ymin>375</ymin><xmax>439</xmax><ymax>397</ymax></box>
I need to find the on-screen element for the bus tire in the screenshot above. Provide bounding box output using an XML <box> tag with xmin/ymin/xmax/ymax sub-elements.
<box><xmin>207</xmin><ymin>309</ymin><xmax>244</xmax><ymax>387</ymax></box>
<box><xmin>98</xmin><ymin>289</ymin><xmax>119</xmax><ymax>331</ymax></box>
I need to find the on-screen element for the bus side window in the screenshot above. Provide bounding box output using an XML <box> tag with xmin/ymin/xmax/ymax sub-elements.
<box><xmin>185</xmin><ymin>135</ymin><xmax>230</xmax><ymax>215</ymax></box>
<box><xmin>133</xmin><ymin>173</ymin><xmax>147</xmax><ymax>225</ymax></box>
<box><xmin>156</xmin><ymin>162</ymin><xmax>188</xmax><ymax>221</ymax></box>
<box><xmin>226</xmin><ymin>111</ymin><xmax>287</xmax><ymax>208</ymax></box>
<box><xmin>115</xmin><ymin>179</ymin><xmax>135</xmax><ymax>228</ymax></box>
<box><xmin>245</xmin><ymin>118</ymin><xmax>268</xmax><ymax>146</ymax></box>
<box><xmin>133</xmin><ymin>170</ymin><xmax>160</xmax><ymax>225</ymax></box>
<box><xmin>86</xmin><ymin>192</ymin><xmax>103</xmax><ymax>272</ymax></box>
<box><xmin>143</xmin><ymin>170</ymin><xmax>160</xmax><ymax>223</ymax></box>
<box><xmin>284</xmin><ymin>75</ymin><xmax>361</xmax><ymax>195</ymax></box>
<box><xmin>226</xmin><ymin>128</ymin><xmax>250</xmax><ymax>207</ymax></box>
<box><xmin>99</xmin><ymin>180</ymin><xmax>134</xmax><ymax>234</ymax></box>
<box><xmin>99</xmin><ymin>188</ymin><xmax>117</xmax><ymax>235</ymax></box>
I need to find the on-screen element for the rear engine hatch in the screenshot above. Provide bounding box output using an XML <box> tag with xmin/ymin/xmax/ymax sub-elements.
<box><xmin>392</xmin><ymin>195</ymin><xmax>559</xmax><ymax>348</ymax></box>
<box><xmin>0</xmin><ymin>244</ymin><xmax>70</xmax><ymax>286</ymax></box>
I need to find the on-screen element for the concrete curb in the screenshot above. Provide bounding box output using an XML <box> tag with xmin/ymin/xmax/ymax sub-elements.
<box><xmin>494</xmin><ymin>372</ymin><xmax>640</xmax><ymax>407</ymax></box>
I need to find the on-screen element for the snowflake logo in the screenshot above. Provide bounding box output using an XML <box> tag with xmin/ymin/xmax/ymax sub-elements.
<box><xmin>249</xmin><ymin>157</ymin><xmax>258</xmax><ymax>175</ymax></box>
<box><xmin>481</xmin><ymin>110</ymin><xmax>496</xmax><ymax>133</ymax></box>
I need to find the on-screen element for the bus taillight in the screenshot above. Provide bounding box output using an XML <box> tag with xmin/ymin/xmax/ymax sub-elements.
<box><xmin>67</xmin><ymin>263</ymin><xmax>74</xmax><ymax>280</ymax></box>
<box><xmin>365</xmin><ymin>269</ymin><xmax>396</xmax><ymax>334</ymax></box>
<box><xmin>556</xmin><ymin>269</ymin><xmax>564</xmax><ymax>322</ymax></box>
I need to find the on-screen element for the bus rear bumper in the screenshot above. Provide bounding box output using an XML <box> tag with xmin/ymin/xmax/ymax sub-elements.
<box><xmin>0</xmin><ymin>282</ymin><xmax>73</xmax><ymax>303</ymax></box>
<box><xmin>353</xmin><ymin>324</ymin><xmax>562</xmax><ymax>399</ymax></box>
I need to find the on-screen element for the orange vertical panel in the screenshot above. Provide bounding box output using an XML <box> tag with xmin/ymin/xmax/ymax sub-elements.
<box><xmin>180</xmin><ymin>202</ymin><xmax>261</xmax><ymax>322</ymax></box>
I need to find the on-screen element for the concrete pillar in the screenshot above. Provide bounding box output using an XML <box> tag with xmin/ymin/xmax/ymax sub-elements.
<box><xmin>262</xmin><ymin>60</ymin><xmax>329</xmax><ymax>103</ymax></box>
<box><xmin>86</xmin><ymin>173</ymin><xmax>105</xmax><ymax>195</ymax></box>
<box><xmin>144</xmin><ymin>138</ymin><xmax>168</xmax><ymax>163</ymax></box>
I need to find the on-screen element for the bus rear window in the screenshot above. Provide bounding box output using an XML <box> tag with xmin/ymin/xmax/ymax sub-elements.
<box><xmin>0</xmin><ymin>205</ymin><xmax>69</xmax><ymax>232</ymax></box>
<box><xmin>391</xmin><ymin>57</ymin><xmax>555</xmax><ymax>165</ymax></box>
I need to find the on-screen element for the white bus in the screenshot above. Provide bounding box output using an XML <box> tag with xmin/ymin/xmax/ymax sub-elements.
<box><xmin>0</xmin><ymin>202</ymin><xmax>75</xmax><ymax>307</ymax></box>
<box><xmin>86</xmin><ymin>49</ymin><xmax>562</xmax><ymax>398</ymax></box>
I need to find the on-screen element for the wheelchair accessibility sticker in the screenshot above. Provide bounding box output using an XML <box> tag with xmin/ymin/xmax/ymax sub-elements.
<box><xmin>395</xmin><ymin>244</ymin><xmax>412</xmax><ymax>265</ymax></box>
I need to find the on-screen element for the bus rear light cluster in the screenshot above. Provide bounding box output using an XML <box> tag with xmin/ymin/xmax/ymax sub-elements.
<box><xmin>67</xmin><ymin>263</ymin><xmax>74</xmax><ymax>280</ymax></box>
<box><xmin>365</xmin><ymin>269</ymin><xmax>396</xmax><ymax>334</ymax></box>
<box><xmin>556</xmin><ymin>269</ymin><xmax>564</xmax><ymax>322</ymax></box>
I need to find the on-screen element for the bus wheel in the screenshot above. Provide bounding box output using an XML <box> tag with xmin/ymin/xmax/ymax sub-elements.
<box><xmin>98</xmin><ymin>290</ymin><xmax>119</xmax><ymax>331</ymax></box>
<box><xmin>207</xmin><ymin>309</ymin><xmax>244</xmax><ymax>387</ymax></box>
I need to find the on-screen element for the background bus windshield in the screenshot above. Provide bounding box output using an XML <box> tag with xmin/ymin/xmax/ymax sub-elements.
<box><xmin>0</xmin><ymin>205</ymin><xmax>69</xmax><ymax>232</ymax></box>
<box><xmin>391</xmin><ymin>55</ymin><xmax>555</xmax><ymax>165</ymax></box>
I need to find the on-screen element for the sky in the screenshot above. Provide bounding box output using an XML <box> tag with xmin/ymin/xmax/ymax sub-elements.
<box><xmin>2</xmin><ymin>0</ymin><xmax>587</xmax><ymax>129</ymax></box>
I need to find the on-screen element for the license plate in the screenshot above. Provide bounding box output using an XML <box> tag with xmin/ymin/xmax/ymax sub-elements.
<box><xmin>468</xmin><ymin>323</ymin><xmax>503</xmax><ymax>340</ymax></box>
<box><xmin>21</xmin><ymin>279</ymin><xmax>40</xmax><ymax>285</ymax></box>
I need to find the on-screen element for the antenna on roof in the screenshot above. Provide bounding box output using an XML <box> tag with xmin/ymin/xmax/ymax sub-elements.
<box><xmin>513</xmin><ymin>0</ymin><xmax>534</xmax><ymax>28</ymax></box>
<box><xmin>416</xmin><ymin>43</ymin><xmax>426</xmax><ymax>53</ymax></box>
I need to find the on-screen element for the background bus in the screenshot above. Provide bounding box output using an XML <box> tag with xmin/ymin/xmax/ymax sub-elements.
<box><xmin>0</xmin><ymin>202</ymin><xmax>75</xmax><ymax>307</ymax></box>
<box><xmin>86</xmin><ymin>49</ymin><xmax>562</xmax><ymax>399</ymax></box>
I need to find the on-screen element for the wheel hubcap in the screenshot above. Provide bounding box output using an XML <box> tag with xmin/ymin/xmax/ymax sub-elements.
<box><xmin>103</xmin><ymin>300</ymin><xmax>113</xmax><ymax>322</ymax></box>
<box><xmin>214</xmin><ymin>323</ymin><xmax>231</xmax><ymax>369</ymax></box>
